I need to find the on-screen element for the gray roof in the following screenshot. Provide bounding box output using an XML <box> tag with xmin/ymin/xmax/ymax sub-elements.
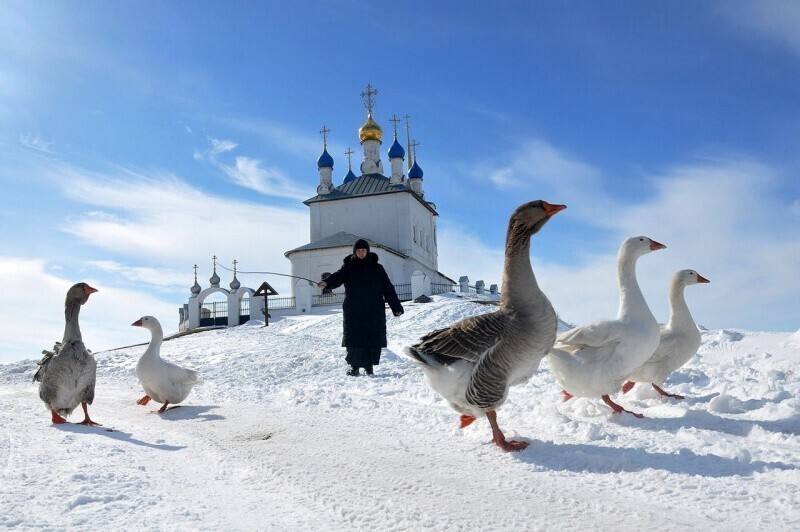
<box><xmin>284</xmin><ymin>231</ymin><xmax>407</xmax><ymax>258</ymax></box>
<box><xmin>305</xmin><ymin>173</ymin><xmax>437</xmax><ymax>215</ymax></box>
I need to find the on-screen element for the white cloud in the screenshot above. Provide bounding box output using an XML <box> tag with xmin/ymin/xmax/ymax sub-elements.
<box><xmin>85</xmin><ymin>260</ymin><xmax>188</xmax><ymax>289</ymax></box>
<box><xmin>44</xmin><ymin>162</ymin><xmax>309</xmax><ymax>296</ymax></box>
<box><xmin>196</xmin><ymin>137</ymin><xmax>310</xmax><ymax>200</ymax></box>
<box><xmin>718</xmin><ymin>0</ymin><xmax>800</xmax><ymax>56</ymax></box>
<box><xmin>19</xmin><ymin>133</ymin><xmax>54</xmax><ymax>153</ymax></box>
<box><xmin>457</xmin><ymin>144</ymin><xmax>799</xmax><ymax>332</ymax></box>
<box><xmin>0</xmin><ymin>257</ymin><xmax>176</xmax><ymax>364</ymax></box>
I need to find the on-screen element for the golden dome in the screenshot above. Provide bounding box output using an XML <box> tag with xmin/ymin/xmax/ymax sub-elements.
<box><xmin>358</xmin><ymin>112</ymin><xmax>383</xmax><ymax>142</ymax></box>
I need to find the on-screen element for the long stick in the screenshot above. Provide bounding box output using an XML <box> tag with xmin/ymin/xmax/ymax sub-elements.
<box><xmin>217</xmin><ymin>264</ymin><xmax>317</xmax><ymax>285</ymax></box>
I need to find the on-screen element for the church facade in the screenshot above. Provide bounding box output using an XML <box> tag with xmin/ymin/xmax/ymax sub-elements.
<box><xmin>285</xmin><ymin>85</ymin><xmax>454</xmax><ymax>298</ymax></box>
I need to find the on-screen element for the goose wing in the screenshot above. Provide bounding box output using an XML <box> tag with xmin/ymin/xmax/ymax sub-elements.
<box><xmin>165</xmin><ymin>360</ymin><xmax>200</xmax><ymax>385</ymax></box>
<box><xmin>557</xmin><ymin>320</ymin><xmax>624</xmax><ymax>350</ymax></box>
<box><xmin>414</xmin><ymin>311</ymin><xmax>509</xmax><ymax>364</ymax></box>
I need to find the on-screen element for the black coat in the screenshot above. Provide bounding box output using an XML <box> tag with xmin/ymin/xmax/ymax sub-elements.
<box><xmin>323</xmin><ymin>252</ymin><xmax>404</xmax><ymax>348</ymax></box>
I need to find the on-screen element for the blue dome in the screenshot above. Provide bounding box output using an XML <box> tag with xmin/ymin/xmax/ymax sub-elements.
<box><xmin>317</xmin><ymin>148</ymin><xmax>334</xmax><ymax>168</ymax></box>
<box><xmin>409</xmin><ymin>160</ymin><xmax>423</xmax><ymax>180</ymax></box>
<box><xmin>343</xmin><ymin>169</ymin><xmax>357</xmax><ymax>183</ymax></box>
<box><xmin>388</xmin><ymin>138</ymin><xmax>405</xmax><ymax>159</ymax></box>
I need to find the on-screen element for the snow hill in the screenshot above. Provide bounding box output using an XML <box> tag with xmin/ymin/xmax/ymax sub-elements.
<box><xmin>1</xmin><ymin>294</ymin><xmax>798</xmax><ymax>530</ymax></box>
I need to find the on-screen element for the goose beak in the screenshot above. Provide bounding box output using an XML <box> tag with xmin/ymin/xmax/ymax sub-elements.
<box><xmin>697</xmin><ymin>274</ymin><xmax>710</xmax><ymax>283</ymax></box>
<box><xmin>84</xmin><ymin>285</ymin><xmax>98</xmax><ymax>295</ymax></box>
<box><xmin>649</xmin><ymin>239</ymin><xmax>666</xmax><ymax>251</ymax></box>
<box><xmin>543</xmin><ymin>202</ymin><xmax>567</xmax><ymax>216</ymax></box>
<box><xmin>131</xmin><ymin>319</ymin><xmax>143</xmax><ymax>327</ymax></box>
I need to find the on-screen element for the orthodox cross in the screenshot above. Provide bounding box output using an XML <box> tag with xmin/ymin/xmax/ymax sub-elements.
<box><xmin>410</xmin><ymin>139</ymin><xmax>420</xmax><ymax>161</ymax></box>
<box><xmin>361</xmin><ymin>83</ymin><xmax>378</xmax><ymax>112</ymax></box>
<box><xmin>389</xmin><ymin>114</ymin><xmax>401</xmax><ymax>136</ymax></box>
<box><xmin>319</xmin><ymin>125</ymin><xmax>331</xmax><ymax>146</ymax></box>
<box><xmin>404</xmin><ymin>114</ymin><xmax>412</xmax><ymax>169</ymax></box>
<box><xmin>211</xmin><ymin>255</ymin><xmax>217</xmax><ymax>271</ymax></box>
<box><xmin>193</xmin><ymin>264</ymin><xmax>198</xmax><ymax>283</ymax></box>
<box><xmin>344</xmin><ymin>147</ymin><xmax>354</xmax><ymax>169</ymax></box>
<box><xmin>232</xmin><ymin>259</ymin><xmax>238</xmax><ymax>275</ymax></box>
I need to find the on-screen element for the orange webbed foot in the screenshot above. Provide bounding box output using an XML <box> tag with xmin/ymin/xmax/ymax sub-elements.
<box><xmin>137</xmin><ymin>395</ymin><xmax>151</xmax><ymax>406</ymax></box>
<box><xmin>622</xmin><ymin>381</ymin><xmax>635</xmax><ymax>394</ymax></box>
<box><xmin>494</xmin><ymin>439</ymin><xmax>529</xmax><ymax>452</ymax></box>
<box><xmin>51</xmin><ymin>411</ymin><xmax>68</xmax><ymax>424</ymax></box>
<box><xmin>459</xmin><ymin>414</ymin><xmax>477</xmax><ymax>428</ymax></box>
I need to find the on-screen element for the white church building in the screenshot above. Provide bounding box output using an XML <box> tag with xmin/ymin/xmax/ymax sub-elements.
<box><xmin>285</xmin><ymin>84</ymin><xmax>454</xmax><ymax>300</ymax></box>
<box><xmin>178</xmin><ymin>86</ymin><xmax>501</xmax><ymax>332</ymax></box>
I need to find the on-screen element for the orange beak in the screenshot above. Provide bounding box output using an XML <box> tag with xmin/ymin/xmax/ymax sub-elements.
<box><xmin>84</xmin><ymin>284</ymin><xmax>98</xmax><ymax>295</ymax></box>
<box><xmin>697</xmin><ymin>274</ymin><xmax>710</xmax><ymax>283</ymax></box>
<box><xmin>543</xmin><ymin>202</ymin><xmax>567</xmax><ymax>216</ymax></box>
<box><xmin>131</xmin><ymin>319</ymin><xmax>143</xmax><ymax>327</ymax></box>
<box><xmin>649</xmin><ymin>239</ymin><xmax>666</xmax><ymax>251</ymax></box>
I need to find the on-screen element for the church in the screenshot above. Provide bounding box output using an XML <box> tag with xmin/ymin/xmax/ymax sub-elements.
<box><xmin>284</xmin><ymin>84</ymin><xmax>454</xmax><ymax>298</ymax></box>
<box><xmin>178</xmin><ymin>86</ymin><xmax>490</xmax><ymax>332</ymax></box>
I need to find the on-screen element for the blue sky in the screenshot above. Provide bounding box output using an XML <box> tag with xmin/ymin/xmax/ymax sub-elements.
<box><xmin>1</xmin><ymin>1</ymin><xmax>799</xmax><ymax>362</ymax></box>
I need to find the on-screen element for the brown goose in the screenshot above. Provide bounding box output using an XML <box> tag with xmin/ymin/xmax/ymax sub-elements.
<box><xmin>34</xmin><ymin>282</ymin><xmax>100</xmax><ymax>425</ymax></box>
<box><xmin>405</xmin><ymin>200</ymin><xmax>566</xmax><ymax>452</ymax></box>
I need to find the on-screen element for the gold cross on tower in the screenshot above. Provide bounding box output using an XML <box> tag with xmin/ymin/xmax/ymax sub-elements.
<box><xmin>319</xmin><ymin>125</ymin><xmax>331</xmax><ymax>146</ymax></box>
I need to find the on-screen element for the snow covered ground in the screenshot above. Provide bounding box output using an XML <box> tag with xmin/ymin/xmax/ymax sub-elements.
<box><xmin>1</xmin><ymin>294</ymin><xmax>798</xmax><ymax>530</ymax></box>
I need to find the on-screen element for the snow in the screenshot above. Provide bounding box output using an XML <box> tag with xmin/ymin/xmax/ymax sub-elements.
<box><xmin>1</xmin><ymin>294</ymin><xmax>798</xmax><ymax>530</ymax></box>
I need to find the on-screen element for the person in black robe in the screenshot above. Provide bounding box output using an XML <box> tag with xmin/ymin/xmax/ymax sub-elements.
<box><xmin>317</xmin><ymin>239</ymin><xmax>404</xmax><ymax>376</ymax></box>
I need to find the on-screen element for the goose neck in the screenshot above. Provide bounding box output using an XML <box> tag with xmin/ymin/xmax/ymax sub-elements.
<box><xmin>63</xmin><ymin>300</ymin><xmax>82</xmax><ymax>343</ymax></box>
<box><xmin>667</xmin><ymin>281</ymin><xmax>694</xmax><ymax>327</ymax></box>
<box><xmin>617</xmin><ymin>255</ymin><xmax>647</xmax><ymax>319</ymax></box>
<box><xmin>500</xmin><ymin>237</ymin><xmax>541</xmax><ymax>310</ymax></box>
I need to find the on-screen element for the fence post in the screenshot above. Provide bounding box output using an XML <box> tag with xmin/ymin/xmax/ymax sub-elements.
<box><xmin>490</xmin><ymin>284</ymin><xmax>498</xmax><ymax>295</ymax></box>
<box><xmin>411</xmin><ymin>270</ymin><xmax>426</xmax><ymax>300</ymax></box>
<box><xmin>459</xmin><ymin>276</ymin><xmax>470</xmax><ymax>293</ymax></box>
<box><xmin>296</xmin><ymin>279</ymin><xmax>312</xmax><ymax>314</ymax></box>
<box><xmin>475</xmin><ymin>280</ymin><xmax>485</xmax><ymax>295</ymax></box>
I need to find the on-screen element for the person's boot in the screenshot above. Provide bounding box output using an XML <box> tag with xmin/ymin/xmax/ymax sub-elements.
<box><xmin>364</xmin><ymin>364</ymin><xmax>374</xmax><ymax>376</ymax></box>
<box><xmin>346</xmin><ymin>365</ymin><xmax>360</xmax><ymax>376</ymax></box>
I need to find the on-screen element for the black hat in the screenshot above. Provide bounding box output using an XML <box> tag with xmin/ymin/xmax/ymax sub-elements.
<box><xmin>353</xmin><ymin>238</ymin><xmax>370</xmax><ymax>252</ymax></box>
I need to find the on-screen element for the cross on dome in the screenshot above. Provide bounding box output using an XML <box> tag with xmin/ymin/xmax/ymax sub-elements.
<box><xmin>361</xmin><ymin>83</ymin><xmax>378</xmax><ymax>112</ymax></box>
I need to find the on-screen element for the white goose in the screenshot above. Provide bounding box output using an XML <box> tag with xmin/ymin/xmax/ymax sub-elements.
<box><xmin>622</xmin><ymin>269</ymin><xmax>710</xmax><ymax>399</ymax></box>
<box><xmin>405</xmin><ymin>200</ymin><xmax>566</xmax><ymax>452</ymax></box>
<box><xmin>132</xmin><ymin>316</ymin><xmax>200</xmax><ymax>413</ymax></box>
<box><xmin>34</xmin><ymin>282</ymin><xmax>101</xmax><ymax>425</ymax></box>
<box><xmin>548</xmin><ymin>236</ymin><xmax>665</xmax><ymax>418</ymax></box>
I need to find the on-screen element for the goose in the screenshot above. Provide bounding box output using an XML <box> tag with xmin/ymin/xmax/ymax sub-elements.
<box><xmin>132</xmin><ymin>316</ymin><xmax>200</xmax><ymax>413</ymax></box>
<box><xmin>548</xmin><ymin>236</ymin><xmax>665</xmax><ymax>418</ymax></box>
<box><xmin>622</xmin><ymin>269</ymin><xmax>710</xmax><ymax>399</ymax></box>
<box><xmin>405</xmin><ymin>200</ymin><xmax>566</xmax><ymax>452</ymax></box>
<box><xmin>34</xmin><ymin>282</ymin><xmax>100</xmax><ymax>425</ymax></box>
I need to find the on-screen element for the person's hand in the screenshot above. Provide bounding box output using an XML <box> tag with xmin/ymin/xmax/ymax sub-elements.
<box><xmin>394</xmin><ymin>310</ymin><xmax>404</xmax><ymax>317</ymax></box>
<box><xmin>317</xmin><ymin>281</ymin><xmax>327</xmax><ymax>289</ymax></box>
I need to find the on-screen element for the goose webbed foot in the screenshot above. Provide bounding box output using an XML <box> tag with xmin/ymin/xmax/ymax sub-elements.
<box><xmin>137</xmin><ymin>395</ymin><xmax>151</xmax><ymax>406</ymax></box>
<box><xmin>486</xmin><ymin>410</ymin><xmax>528</xmax><ymax>452</ymax></box>
<box><xmin>601</xmin><ymin>395</ymin><xmax>643</xmax><ymax>419</ymax></box>
<box><xmin>77</xmin><ymin>403</ymin><xmax>101</xmax><ymax>426</ymax></box>
<box><xmin>50</xmin><ymin>410</ymin><xmax>68</xmax><ymax>424</ymax></box>
<box><xmin>652</xmin><ymin>384</ymin><xmax>684</xmax><ymax>400</ymax></box>
<box><xmin>621</xmin><ymin>381</ymin><xmax>635</xmax><ymax>394</ymax></box>
<box><xmin>562</xmin><ymin>390</ymin><xmax>574</xmax><ymax>402</ymax></box>
<box><xmin>459</xmin><ymin>414</ymin><xmax>476</xmax><ymax>428</ymax></box>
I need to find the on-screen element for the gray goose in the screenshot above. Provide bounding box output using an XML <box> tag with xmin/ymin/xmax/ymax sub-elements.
<box><xmin>405</xmin><ymin>200</ymin><xmax>566</xmax><ymax>452</ymax></box>
<box><xmin>34</xmin><ymin>282</ymin><xmax>100</xmax><ymax>425</ymax></box>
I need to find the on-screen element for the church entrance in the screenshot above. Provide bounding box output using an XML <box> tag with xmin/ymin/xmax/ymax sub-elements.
<box><xmin>200</xmin><ymin>293</ymin><xmax>228</xmax><ymax>327</ymax></box>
